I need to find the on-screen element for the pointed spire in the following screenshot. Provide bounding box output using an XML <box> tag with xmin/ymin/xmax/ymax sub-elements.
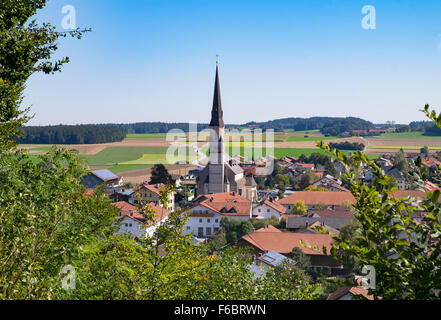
<box><xmin>209</xmin><ymin>61</ymin><xmax>224</xmax><ymax>128</ymax></box>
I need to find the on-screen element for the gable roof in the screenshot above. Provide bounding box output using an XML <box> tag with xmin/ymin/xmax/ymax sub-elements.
<box><xmin>327</xmin><ymin>285</ymin><xmax>374</xmax><ymax>300</ymax></box>
<box><xmin>277</xmin><ymin>191</ymin><xmax>356</xmax><ymax>206</ymax></box>
<box><xmin>390</xmin><ymin>190</ymin><xmax>427</xmax><ymax>200</ymax></box>
<box><xmin>258</xmin><ymin>199</ymin><xmax>286</xmax><ymax>213</ymax></box>
<box><xmin>241</xmin><ymin>227</ymin><xmax>334</xmax><ymax>255</ymax></box>
<box><xmin>138</xmin><ymin>183</ymin><xmax>165</xmax><ymax>195</ymax></box>
<box><xmin>192</xmin><ymin>192</ymin><xmax>251</xmax><ymax>216</ymax></box>
<box><xmin>257</xmin><ymin>251</ymin><xmax>293</xmax><ymax>268</ymax></box>
<box><xmin>112</xmin><ymin>201</ymin><xmax>170</xmax><ymax>226</ymax></box>
<box><xmin>92</xmin><ymin>169</ymin><xmax>119</xmax><ymax>182</ymax></box>
<box><xmin>421</xmin><ymin>157</ymin><xmax>441</xmax><ymax>168</ymax></box>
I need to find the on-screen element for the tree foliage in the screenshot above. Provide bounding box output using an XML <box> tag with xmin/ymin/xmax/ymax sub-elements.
<box><xmin>0</xmin><ymin>0</ymin><xmax>90</xmax><ymax>151</ymax></box>
<box><xmin>317</xmin><ymin>106</ymin><xmax>441</xmax><ymax>299</ymax></box>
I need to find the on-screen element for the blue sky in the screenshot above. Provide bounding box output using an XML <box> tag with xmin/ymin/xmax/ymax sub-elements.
<box><xmin>25</xmin><ymin>0</ymin><xmax>441</xmax><ymax>125</ymax></box>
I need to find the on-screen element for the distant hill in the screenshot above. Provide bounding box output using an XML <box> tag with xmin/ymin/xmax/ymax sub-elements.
<box><xmin>245</xmin><ymin>117</ymin><xmax>374</xmax><ymax>136</ymax></box>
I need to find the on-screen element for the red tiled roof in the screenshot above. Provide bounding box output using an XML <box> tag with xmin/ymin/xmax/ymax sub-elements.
<box><xmin>255</xmin><ymin>225</ymin><xmax>281</xmax><ymax>233</ymax></box>
<box><xmin>138</xmin><ymin>183</ymin><xmax>164</xmax><ymax>195</ymax></box>
<box><xmin>241</xmin><ymin>227</ymin><xmax>334</xmax><ymax>255</ymax></box>
<box><xmin>84</xmin><ymin>189</ymin><xmax>95</xmax><ymax>197</ymax></box>
<box><xmin>260</xmin><ymin>199</ymin><xmax>286</xmax><ymax>213</ymax></box>
<box><xmin>327</xmin><ymin>285</ymin><xmax>374</xmax><ymax>300</ymax></box>
<box><xmin>421</xmin><ymin>157</ymin><xmax>441</xmax><ymax>168</ymax></box>
<box><xmin>390</xmin><ymin>190</ymin><xmax>427</xmax><ymax>200</ymax></box>
<box><xmin>277</xmin><ymin>191</ymin><xmax>356</xmax><ymax>206</ymax></box>
<box><xmin>112</xmin><ymin>201</ymin><xmax>170</xmax><ymax>226</ymax></box>
<box><xmin>294</xmin><ymin>163</ymin><xmax>314</xmax><ymax>169</ymax></box>
<box><xmin>424</xmin><ymin>181</ymin><xmax>441</xmax><ymax>192</ymax></box>
<box><xmin>192</xmin><ymin>192</ymin><xmax>251</xmax><ymax>216</ymax></box>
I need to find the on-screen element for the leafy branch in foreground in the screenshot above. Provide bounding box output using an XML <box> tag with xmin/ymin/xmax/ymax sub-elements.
<box><xmin>316</xmin><ymin>107</ymin><xmax>441</xmax><ymax>299</ymax></box>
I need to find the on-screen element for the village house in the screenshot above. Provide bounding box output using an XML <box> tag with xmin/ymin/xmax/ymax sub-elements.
<box><xmin>384</xmin><ymin>166</ymin><xmax>407</xmax><ymax>190</ymax></box>
<box><xmin>112</xmin><ymin>201</ymin><xmax>170</xmax><ymax>239</ymax></box>
<box><xmin>111</xmin><ymin>188</ymin><xmax>136</xmax><ymax>204</ymax></box>
<box><xmin>134</xmin><ymin>183</ymin><xmax>175</xmax><ymax>212</ymax></box>
<box><xmin>237</xmin><ymin>225</ymin><xmax>342</xmax><ymax>273</ymax></box>
<box><xmin>276</xmin><ymin>191</ymin><xmax>356</xmax><ymax>212</ymax></box>
<box><xmin>286</xmin><ymin>208</ymin><xmax>355</xmax><ymax>230</ymax></box>
<box><xmin>81</xmin><ymin>169</ymin><xmax>123</xmax><ymax>191</ymax></box>
<box><xmin>312</xmin><ymin>175</ymin><xmax>349</xmax><ymax>192</ymax></box>
<box><xmin>252</xmin><ymin>198</ymin><xmax>286</xmax><ymax>221</ymax></box>
<box><xmin>421</xmin><ymin>157</ymin><xmax>441</xmax><ymax>169</ymax></box>
<box><xmin>290</xmin><ymin>163</ymin><xmax>315</xmax><ymax>171</ymax></box>
<box><xmin>327</xmin><ymin>283</ymin><xmax>374</xmax><ymax>300</ymax></box>
<box><xmin>249</xmin><ymin>251</ymin><xmax>293</xmax><ymax>278</ymax></box>
<box><xmin>183</xmin><ymin>191</ymin><xmax>252</xmax><ymax>238</ymax></box>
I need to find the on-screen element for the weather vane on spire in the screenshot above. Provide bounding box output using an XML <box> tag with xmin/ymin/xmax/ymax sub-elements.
<box><xmin>216</xmin><ymin>54</ymin><xmax>219</xmax><ymax>65</ymax></box>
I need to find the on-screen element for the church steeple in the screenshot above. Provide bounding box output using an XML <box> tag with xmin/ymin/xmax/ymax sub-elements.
<box><xmin>209</xmin><ymin>62</ymin><xmax>224</xmax><ymax>128</ymax></box>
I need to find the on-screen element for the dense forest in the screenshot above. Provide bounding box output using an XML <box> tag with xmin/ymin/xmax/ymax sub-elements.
<box><xmin>245</xmin><ymin>117</ymin><xmax>374</xmax><ymax>136</ymax></box>
<box><xmin>329</xmin><ymin>141</ymin><xmax>365</xmax><ymax>151</ymax></box>
<box><xmin>17</xmin><ymin>125</ymin><xmax>126</xmax><ymax>144</ymax></box>
<box><xmin>112</xmin><ymin>122</ymin><xmax>212</xmax><ymax>133</ymax></box>
<box><xmin>409</xmin><ymin>121</ymin><xmax>441</xmax><ymax>135</ymax></box>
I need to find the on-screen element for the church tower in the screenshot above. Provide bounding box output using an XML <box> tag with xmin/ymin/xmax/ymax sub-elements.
<box><xmin>207</xmin><ymin>62</ymin><xmax>226</xmax><ymax>194</ymax></box>
<box><xmin>196</xmin><ymin>61</ymin><xmax>257</xmax><ymax>201</ymax></box>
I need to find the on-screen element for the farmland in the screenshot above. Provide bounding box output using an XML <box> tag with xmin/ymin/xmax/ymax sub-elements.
<box><xmin>18</xmin><ymin>130</ymin><xmax>441</xmax><ymax>183</ymax></box>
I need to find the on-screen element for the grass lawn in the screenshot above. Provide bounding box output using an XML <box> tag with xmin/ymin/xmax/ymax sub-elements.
<box><xmin>373</xmin><ymin>132</ymin><xmax>441</xmax><ymax>139</ymax></box>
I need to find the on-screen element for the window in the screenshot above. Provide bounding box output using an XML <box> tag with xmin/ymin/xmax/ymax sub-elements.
<box><xmin>207</xmin><ymin>219</ymin><xmax>211</xmax><ymax>223</ymax></box>
<box><xmin>206</xmin><ymin>227</ymin><xmax>212</xmax><ymax>236</ymax></box>
<box><xmin>267</xmin><ymin>209</ymin><xmax>270</xmax><ymax>213</ymax></box>
<box><xmin>258</xmin><ymin>209</ymin><xmax>261</xmax><ymax>212</ymax></box>
<box><xmin>199</xmin><ymin>219</ymin><xmax>203</xmax><ymax>223</ymax></box>
<box><xmin>186</xmin><ymin>226</ymin><xmax>190</xmax><ymax>230</ymax></box>
<box><xmin>129</xmin><ymin>223</ymin><xmax>132</xmax><ymax>227</ymax></box>
<box><xmin>215</xmin><ymin>219</ymin><xmax>218</xmax><ymax>223</ymax></box>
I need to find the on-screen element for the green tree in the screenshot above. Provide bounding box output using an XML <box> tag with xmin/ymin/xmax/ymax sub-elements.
<box><xmin>421</xmin><ymin>145</ymin><xmax>430</xmax><ymax>158</ymax></box>
<box><xmin>0</xmin><ymin>148</ymin><xmax>118</xmax><ymax>299</ymax></box>
<box><xmin>149</xmin><ymin>164</ymin><xmax>173</xmax><ymax>185</ymax></box>
<box><xmin>275</xmin><ymin>173</ymin><xmax>289</xmax><ymax>187</ymax></box>
<box><xmin>394</xmin><ymin>148</ymin><xmax>409</xmax><ymax>174</ymax></box>
<box><xmin>291</xmin><ymin>200</ymin><xmax>308</xmax><ymax>215</ymax></box>
<box><xmin>0</xmin><ymin>0</ymin><xmax>89</xmax><ymax>151</ymax></box>
<box><xmin>316</xmin><ymin>106</ymin><xmax>441</xmax><ymax>300</ymax></box>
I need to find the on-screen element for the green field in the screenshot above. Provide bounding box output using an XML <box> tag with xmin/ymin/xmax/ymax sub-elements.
<box><xmin>125</xmin><ymin>133</ymin><xmax>168</xmax><ymax>140</ymax></box>
<box><xmin>286</xmin><ymin>136</ymin><xmax>339</xmax><ymax>142</ymax></box>
<box><xmin>284</xmin><ymin>129</ymin><xmax>320</xmax><ymax>134</ymax></box>
<box><xmin>79</xmin><ymin>146</ymin><xmax>197</xmax><ymax>166</ymax></box>
<box><xmin>368</xmin><ymin>146</ymin><xmax>441</xmax><ymax>150</ymax></box>
<box><xmin>373</xmin><ymin>132</ymin><xmax>441</xmax><ymax>139</ymax></box>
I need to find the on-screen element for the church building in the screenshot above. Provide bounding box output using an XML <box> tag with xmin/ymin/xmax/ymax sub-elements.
<box><xmin>197</xmin><ymin>63</ymin><xmax>257</xmax><ymax>202</ymax></box>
